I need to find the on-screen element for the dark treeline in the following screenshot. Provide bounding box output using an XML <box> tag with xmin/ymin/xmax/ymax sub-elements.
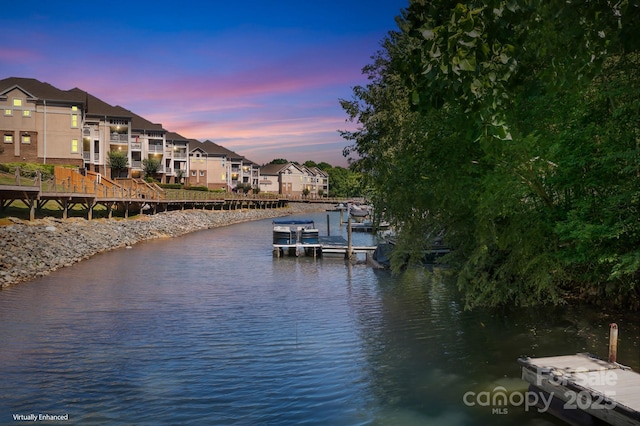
<box><xmin>340</xmin><ymin>0</ymin><xmax>640</xmax><ymax>309</ymax></box>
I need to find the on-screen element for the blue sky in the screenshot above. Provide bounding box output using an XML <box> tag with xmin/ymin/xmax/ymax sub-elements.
<box><xmin>1</xmin><ymin>1</ymin><xmax>408</xmax><ymax>166</ymax></box>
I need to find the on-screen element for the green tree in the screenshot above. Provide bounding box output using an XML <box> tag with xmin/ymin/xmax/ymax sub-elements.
<box><xmin>341</xmin><ymin>0</ymin><xmax>640</xmax><ymax>308</ymax></box>
<box><xmin>142</xmin><ymin>157</ymin><xmax>162</xmax><ymax>180</ymax></box>
<box><xmin>269</xmin><ymin>158</ymin><xmax>289</xmax><ymax>165</ymax></box>
<box><xmin>107</xmin><ymin>150</ymin><xmax>129</xmax><ymax>178</ymax></box>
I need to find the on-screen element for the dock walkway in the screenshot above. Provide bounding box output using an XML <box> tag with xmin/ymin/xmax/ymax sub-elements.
<box><xmin>273</xmin><ymin>236</ymin><xmax>377</xmax><ymax>259</ymax></box>
<box><xmin>519</xmin><ymin>353</ymin><xmax>640</xmax><ymax>426</ymax></box>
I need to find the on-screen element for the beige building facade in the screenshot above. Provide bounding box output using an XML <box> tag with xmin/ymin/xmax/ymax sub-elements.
<box><xmin>1</xmin><ymin>79</ymin><xmax>84</xmax><ymax>166</ymax></box>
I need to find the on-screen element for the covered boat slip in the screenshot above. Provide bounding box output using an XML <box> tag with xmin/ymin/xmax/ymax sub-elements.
<box><xmin>519</xmin><ymin>353</ymin><xmax>640</xmax><ymax>426</ymax></box>
<box><xmin>272</xmin><ymin>219</ymin><xmax>321</xmax><ymax>257</ymax></box>
<box><xmin>272</xmin><ymin>219</ymin><xmax>377</xmax><ymax>258</ymax></box>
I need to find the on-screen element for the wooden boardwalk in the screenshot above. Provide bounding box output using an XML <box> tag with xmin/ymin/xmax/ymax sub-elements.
<box><xmin>519</xmin><ymin>353</ymin><xmax>640</xmax><ymax>426</ymax></box>
<box><xmin>0</xmin><ymin>184</ymin><xmax>288</xmax><ymax>220</ymax></box>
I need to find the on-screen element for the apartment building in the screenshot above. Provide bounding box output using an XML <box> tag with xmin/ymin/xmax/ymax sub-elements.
<box><xmin>0</xmin><ymin>77</ymin><xmax>85</xmax><ymax>166</ymax></box>
<box><xmin>259</xmin><ymin>162</ymin><xmax>328</xmax><ymax>198</ymax></box>
<box><xmin>1</xmin><ymin>77</ymin><xmax>326</xmax><ymax>193</ymax></box>
<box><xmin>165</xmin><ymin>132</ymin><xmax>189</xmax><ymax>184</ymax></box>
<box><xmin>188</xmin><ymin>140</ymin><xmax>260</xmax><ymax>191</ymax></box>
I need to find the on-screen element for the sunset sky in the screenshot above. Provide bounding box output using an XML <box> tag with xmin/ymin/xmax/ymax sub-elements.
<box><xmin>1</xmin><ymin>1</ymin><xmax>408</xmax><ymax>167</ymax></box>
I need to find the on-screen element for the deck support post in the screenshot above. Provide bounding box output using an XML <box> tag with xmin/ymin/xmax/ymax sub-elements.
<box><xmin>609</xmin><ymin>323</ymin><xmax>618</xmax><ymax>363</ymax></box>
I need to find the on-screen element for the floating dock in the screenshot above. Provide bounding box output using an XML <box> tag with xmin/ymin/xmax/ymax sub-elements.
<box><xmin>273</xmin><ymin>235</ymin><xmax>377</xmax><ymax>259</ymax></box>
<box><xmin>519</xmin><ymin>353</ymin><xmax>640</xmax><ymax>426</ymax></box>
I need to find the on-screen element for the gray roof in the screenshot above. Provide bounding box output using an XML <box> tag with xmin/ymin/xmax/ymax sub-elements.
<box><xmin>0</xmin><ymin>77</ymin><xmax>84</xmax><ymax>105</ymax></box>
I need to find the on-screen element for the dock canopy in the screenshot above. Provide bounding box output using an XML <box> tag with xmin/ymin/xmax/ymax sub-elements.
<box><xmin>273</xmin><ymin>220</ymin><xmax>315</xmax><ymax>225</ymax></box>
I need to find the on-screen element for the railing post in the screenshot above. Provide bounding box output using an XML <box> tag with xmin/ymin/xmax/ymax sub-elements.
<box><xmin>15</xmin><ymin>167</ymin><xmax>20</xmax><ymax>186</ymax></box>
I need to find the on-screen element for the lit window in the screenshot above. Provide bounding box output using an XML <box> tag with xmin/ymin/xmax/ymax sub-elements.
<box><xmin>4</xmin><ymin>109</ymin><xmax>12</xmax><ymax>116</ymax></box>
<box><xmin>71</xmin><ymin>114</ymin><xmax>79</xmax><ymax>128</ymax></box>
<box><xmin>13</xmin><ymin>99</ymin><xmax>22</xmax><ymax>107</ymax></box>
<box><xmin>22</xmin><ymin>135</ymin><xmax>31</xmax><ymax>144</ymax></box>
<box><xmin>4</xmin><ymin>134</ymin><xmax>13</xmax><ymax>143</ymax></box>
<box><xmin>71</xmin><ymin>139</ymin><xmax>79</xmax><ymax>153</ymax></box>
<box><xmin>72</xmin><ymin>105</ymin><xmax>78</xmax><ymax>111</ymax></box>
<box><xmin>221</xmin><ymin>174</ymin><xmax>226</xmax><ymax>180</ymax></box>
<box><xmin>23</xmin><ymin>110</ymin><xmax>31</xmax><ymax>117</ymax></box>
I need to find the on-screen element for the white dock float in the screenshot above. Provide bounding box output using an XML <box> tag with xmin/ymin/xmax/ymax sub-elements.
<box><xmin>519</xmin><ymin>353</ymin><xmax>640</xmax><ymax>426</ymax></box>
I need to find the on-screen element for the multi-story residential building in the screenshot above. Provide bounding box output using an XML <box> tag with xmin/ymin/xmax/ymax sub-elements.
<box><xmin>70</xmin><ymin>89</ymin><xmax>133</xmax><ymax>177</ymax></box>
<box><xmin>188</xmin><ymin>139</ymin><xmax>229</xmax><ymax>190</ymax></box>
<box><xmin>124</xmin><ymin>109</ymin><xmax>166</xmax><ymax>179</ymax></box>
<box><xmin>259</xmin><ymin>162</ymin><xmax>307</xmax><ymax>196</ymax></box>
<box><xmin>188</xmin><ymin>140</ymin><xmax>260</xmax><ymax>191</ymax></box>
<box><xmin>306</xmin><ymin>166</ymin><xmax>329</xmax><ymax>197</ymax></box>
<box><xmin>1</xmin><ymin>78</ymin><xmax>327</xmax><ymax>193</ymax></box>
<box><xmin>259</xmin><ymin>163</ymin><xmax>329</xmax><ymax>198</ymax></box>
<box><xmin>0</xmin><ymin>77</ymin><xmax>86</xmax><ymax>166</ymax></box>
<box><xmin>165</xmin><ymin>132</ymin><xmax>189</xmax><ymax>184</ymax></box>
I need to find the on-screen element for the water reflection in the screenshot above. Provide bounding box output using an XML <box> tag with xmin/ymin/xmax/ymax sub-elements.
<box><xmin>0</xmin><ymin>211</ymin><xmax>637</xmax><ymax>425</ymax></box>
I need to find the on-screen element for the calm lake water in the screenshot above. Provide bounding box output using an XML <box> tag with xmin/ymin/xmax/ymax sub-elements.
<box><xmin>0</xmin><ymin>211</ymin><xmax>638</xmax><ymax>425</ymax></box>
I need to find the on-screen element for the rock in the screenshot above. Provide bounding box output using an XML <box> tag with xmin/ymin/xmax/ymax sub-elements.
<box><xmin>0</xmin><ymin>203</ymin><xmax>334</xmax><ymax>288</ymax></box>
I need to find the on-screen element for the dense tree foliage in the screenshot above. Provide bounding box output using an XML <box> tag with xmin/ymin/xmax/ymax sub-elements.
<box><xmin>341</xmin><ymin>0</ymin><xmax>640</xmax><ymax>308</ymax></box>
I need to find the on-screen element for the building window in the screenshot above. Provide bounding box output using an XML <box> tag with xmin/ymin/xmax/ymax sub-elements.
<box><xmin>71</xmin><ymin>114</ymin><xmax>79</xmax><ymax>128</ymax></box>
<box><xmin>4</xmin><ymin>134</ymin><xmax>13</xmax><ymax>143</ymax></box>
<box><xmin>221</xmin><ymin>174</ymin><xmax>226</xmax><ymax>180</ymax></box>
<box><xmin>191</xmin><ymin>171</ymin><xmax>196</xmax><ymax>177</ymax></box>
<box><xmin>4</xmin><ymin>109</ymin><xmax>12</xmax><ymax>116</ymax></box>
<box><xmin>199</xmin><ymin>170</ymin><xmax>205</xmax><ymax>176</ymax></box>
<box><xmin>13</xmin><ymin>99</ymin><xmax>22</xmax><ymax>107</ymax></box>
<box><xmin>22</xmin><ymin>110</ymin><xmax>31</xmax><ymax>117</ymax></box>
<box><xmin>21</xmin><ymin>134</ymin><xmax>31</xmax><ymax>144</ymax></box>
<box><xmin>71</xmin><ymin>139</ymin><xmax>79</xmax><ymax>153</ymax></box>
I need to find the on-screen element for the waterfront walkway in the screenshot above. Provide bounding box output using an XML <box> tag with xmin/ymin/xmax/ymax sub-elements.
<box><xmin>0</xmin><ymin>167</ymin><xmax>337</xmax><ymax>220</ymax></box>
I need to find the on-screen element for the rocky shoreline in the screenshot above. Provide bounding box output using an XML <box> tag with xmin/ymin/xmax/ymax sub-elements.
<box><xmin>0</xmin><ymin>202</ymin><xmax>334</xmax><ymax>288</ymax></box>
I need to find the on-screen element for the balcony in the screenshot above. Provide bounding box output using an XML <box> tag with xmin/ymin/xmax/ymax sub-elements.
<box><xmin>110</xmin><ymin>133</ymin><xmax>128</xmax><ymax>144</ymax></box>
<box><xmin>148</xmin><ymin>145</ymin><xmax>163</xmax><ymax>153</ymax></box>
<box><xmin>131</xmin><ymin>160</ymin><xmax>142</xmax><ymax>169</ymax></box>
<box><xmin>131</xmin><ymin>142</ymin><xmax>142</xmax><ymax>151</ymax></box>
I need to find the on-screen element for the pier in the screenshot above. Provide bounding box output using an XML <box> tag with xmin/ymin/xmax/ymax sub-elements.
<box><xmin>272</xmin><ymin>235</ymin><xmax>377</xmax><ymax>259</ymax></box>
<box><xmin>272</xmin><ymin>217</ymin><xmax>377</xmax><ymax>260</ymax></box>
<box><xmin>519</xmin><ymin>352</ymin><xmax>640</xmax><ymax>425</ymax></box>
<box><xmin>0</xmin><ymin>167</ymin><xmax>288</xmax><ymax>220</ymax></box>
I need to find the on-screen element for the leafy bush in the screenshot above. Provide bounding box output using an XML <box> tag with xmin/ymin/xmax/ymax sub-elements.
<box><xmin>0</xmin><ymin>162</ymin><xmax>55</xmax><ymax>179</ymax></box>
<box><xmin>158</xmin><ymin>183</ymin><xmax>183</xmax><ymax>189</ymax></box>
<box><xmin>185</xmin><ymin>185</ymin><xmax>209</xmax><ymax>192</ymax></box>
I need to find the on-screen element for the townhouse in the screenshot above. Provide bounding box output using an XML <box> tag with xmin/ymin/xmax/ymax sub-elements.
<box><xmin>188</xmin><ymin>139</ymin><xmax>260</xmax><ymax>191</ymax></box>
<box><xmin>259</xmin><ymin>162</ymin><xmax>329</xmax><ymax>198</ymax></box>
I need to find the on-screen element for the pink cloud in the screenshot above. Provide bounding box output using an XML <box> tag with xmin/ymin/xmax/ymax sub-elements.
<box><xmin>0</xmin><ymin>48</ymin><xmax>41</xmax><ymax>63</ymax></box>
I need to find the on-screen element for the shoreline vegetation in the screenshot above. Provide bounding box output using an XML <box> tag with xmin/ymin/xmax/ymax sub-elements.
<box><xmin>0</xmin><ymin>203</ymin><xmax>334</xmax><ymax>289</ymax></box>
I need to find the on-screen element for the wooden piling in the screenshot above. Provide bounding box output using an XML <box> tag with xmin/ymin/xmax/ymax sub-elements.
<box><xmin>326</xmin><ymin>214</ymin><xmax>330</xmax><ymax>237</ymax></box>
<box><xmin>347</xmin><ymin>217</ymin><xmax>352</xmax><ymax>260</ymax></box>
<box><xmin>609</xmin><ymin>323</ymin><xmax>618</xmax><ymax>363</ymax></box>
